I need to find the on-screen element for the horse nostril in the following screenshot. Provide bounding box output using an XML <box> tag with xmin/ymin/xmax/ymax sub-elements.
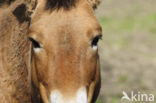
<box><xmin>42</xmin><ymin>82</ymin><xmax>48</xmax><ymax>87</ymax></box>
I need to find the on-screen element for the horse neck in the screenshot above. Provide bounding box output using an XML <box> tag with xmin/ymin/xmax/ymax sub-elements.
<box><xmin>0</xmin><ymin>1</ymin><xmax>32</xmax><ymax>102</ymax></box>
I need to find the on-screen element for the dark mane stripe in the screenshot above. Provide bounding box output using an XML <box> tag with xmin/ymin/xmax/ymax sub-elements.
<box><xmin>45</xmin><ymin>0</ymin><xmax>77</xmax><ymax>10</ymax></box>
<box><xmin>0</xmin><ymin>0</ymin><xmax>15</xmax><ymax>6</ymax></box>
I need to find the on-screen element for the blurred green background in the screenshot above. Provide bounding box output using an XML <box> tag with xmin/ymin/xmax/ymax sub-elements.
<box><xmin>95</xmin><ymin>0</ymin><xmax>156</xmax><ymax>103</ymax></box>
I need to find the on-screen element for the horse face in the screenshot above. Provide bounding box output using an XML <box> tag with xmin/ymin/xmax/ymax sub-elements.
<box><xmin>28</xmin><ymin>0</ymin><xmax>102</xmax><ymax>103</ymax></box>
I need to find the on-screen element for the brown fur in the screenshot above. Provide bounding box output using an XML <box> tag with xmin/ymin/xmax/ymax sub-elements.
<box><xmin>0</xmin><ymin>0</ymin><xmax>101</xmax><ymax>103</ymax></box>
<box><xmin>45</xmin><ymin>0</ymin><xmax>77</xmax><ymax>10</ymax></box>
<box><xmin>29</xmin><ymin>0</ymin><xmax>102</xmax><ymax>103</ymax></box>
<box><xmin>0</xmin><ymin>0</ymin><xmax>31</xmax><ymax>102</ymax></box>
<box><xmin>87</xmin><ymin>0</ymin><xmax>101</xmax><ymax>9</ymax></box>
<box><xmin>0</xmin><ymin>0</ymin><xmax>15</xmax><ymax>6</ymax></box>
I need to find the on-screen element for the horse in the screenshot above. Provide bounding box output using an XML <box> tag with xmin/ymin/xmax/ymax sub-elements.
<box><xmin>0</xmin><ymin>0</ymin><xmax>32</xmax><ymax>102</ymax></box>
<box><xmin>0</xmin><ymin>0</ymin><xmax>102</xmax><ymax>103</ymax></box>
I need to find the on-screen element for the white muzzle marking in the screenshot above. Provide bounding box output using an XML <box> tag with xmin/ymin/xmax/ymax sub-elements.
<box><xmin>76</xmin><ymin>87</ymin><xmax>87</xmax><ymax>103</ymax></box>
<box><xmin>50</xmin><ymin>87</ymin><xmax>87</xmax><ymax>103</ymax></box>
<box><xmin>50</xmin><ymin>90</ymin><xmax>63</xmax><ymax>103</ymax></box>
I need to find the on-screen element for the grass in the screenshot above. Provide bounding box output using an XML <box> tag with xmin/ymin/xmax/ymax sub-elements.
<box><xmin>96</xmin><ymin>2</ymin><xmax>156</xmax><ymax>102</ymax></box>
<box><xmin>96</xmin><ymin>12</ymin><xmax>156</xmax><ymax>103</ymax></box>
<box><xmin>96</xmin><ymin>99</ymin><xmax>103</xmax><ymax>103</ymax></box>
<box><xmin>97</xmin><ymin>12</ymin><xmax>156</xmax><ymax>49</ymax></box>
<box><xmin>118</xmin><ymin>75</ymin><xmax>128</xmax><ymax>83</ymax></box>
<box><xmin>111</xmin><ymin>96</ymin><xmax>121</xmax><ymax>103</ymax></box>
<box><xmin>99</xmin><ymin>13</ymin><xmax>156</xmax><ymax>33</ymax></box>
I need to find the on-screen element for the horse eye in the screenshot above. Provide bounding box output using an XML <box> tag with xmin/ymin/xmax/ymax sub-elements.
<box><xmin>29</xmin><ymin>37</ymin><xmax>41</xmax><ymax>48</ymax></box>
<box><xmin>91</xmin><ymin>35</ymin><xmax>102</xmax><ymax>47</ymax></box>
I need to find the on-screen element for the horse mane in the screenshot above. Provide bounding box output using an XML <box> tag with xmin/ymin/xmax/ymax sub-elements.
<box><xmin>0</xmin><ymin>0</ymin><xmax>15</xmax><ymax>6</ymax></box>
<box><xmin>45</xmin><ymin>0</ymin><xmax>77</xmax><ymax>10</ymax></box>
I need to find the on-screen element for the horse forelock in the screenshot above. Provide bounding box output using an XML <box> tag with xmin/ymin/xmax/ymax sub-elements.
<box><xmin>45</xmin><ymin>0</ymin><xmax>77</xmax><ymax>10</ymax></box>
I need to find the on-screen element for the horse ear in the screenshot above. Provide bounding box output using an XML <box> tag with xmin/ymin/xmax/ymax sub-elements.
<box><xmin>87</xmin><ymin>0</ymin><xmax>101</xmax><ymax>9</ymax></box>
<box><xmin>13</xmin><ymin>4</ymin><xmax>27</xmax><ymax>23</ymax></box>
<box><xmin>12</xmin><ymin>0</ymin><xmax>37</xmax><ymax>23</ymax></box>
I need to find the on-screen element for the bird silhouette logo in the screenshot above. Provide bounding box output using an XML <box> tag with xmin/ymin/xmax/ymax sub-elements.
<box><xmin>121</xmin><ymin>91</ymin><xmax>130</xmax><ymax>101</ymax></box>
